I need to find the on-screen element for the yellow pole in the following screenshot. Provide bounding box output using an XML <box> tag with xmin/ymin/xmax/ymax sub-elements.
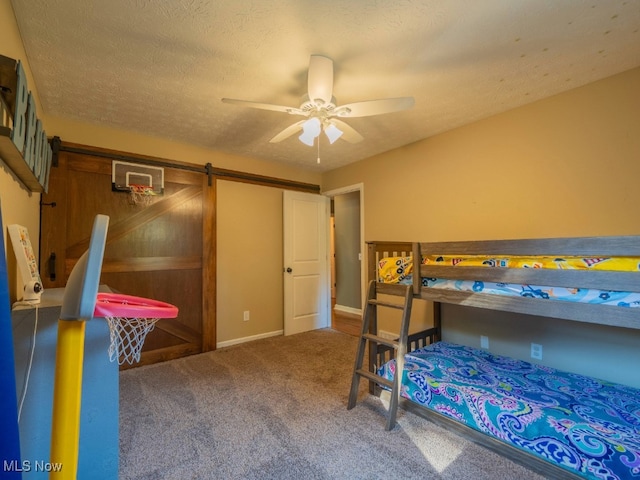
<box><xmin>50</xmin><ymin>319</ymin><xmax>86</xmax><ymax>480</ymax></box>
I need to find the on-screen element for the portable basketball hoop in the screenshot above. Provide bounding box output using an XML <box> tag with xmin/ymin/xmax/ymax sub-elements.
<box><xmin>51</xmin><ymin>214</ymin><xmax>179</xmax><ymax>478</ymax></box>
<box><xmin>94</xmin><ymin>292</ymin><xmax>179</xmax><ymax>365</ymax></box>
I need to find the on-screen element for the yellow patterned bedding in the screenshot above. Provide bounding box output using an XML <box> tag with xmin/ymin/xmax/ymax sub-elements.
<box><xmin>422</xmin><ymin>255</ymin><xmax>640</xmax><ymax>271</ymax></box>
<box><xmin>377</xmin><ymin>255</ymin><xmax>640</xmax><ymax>308</ymax></box>
<box><xmin>377</xmin><ymin>256</ymin><xmax>414</xmax><ymax>284</ymax></box>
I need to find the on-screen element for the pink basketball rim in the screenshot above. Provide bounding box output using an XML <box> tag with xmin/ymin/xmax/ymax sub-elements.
<box><xmin>94</xmin><ymin>293</ymin><xmax>178</xmax><ymax>319</ymax></box>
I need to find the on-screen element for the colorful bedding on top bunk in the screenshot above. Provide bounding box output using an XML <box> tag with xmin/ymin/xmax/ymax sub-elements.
<box><xmin>378</xmin><ymin>341</ymin><xmax>640</xmax><ymax>480</ymax></box>
<box><xmin>376</xmin><ymin>254</ymin><xmax>640</xmax><ymax>307</ymax></box>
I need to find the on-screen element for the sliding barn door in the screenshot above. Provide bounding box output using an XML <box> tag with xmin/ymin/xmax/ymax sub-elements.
<box><xmin>40</xmin><ymin>145</ymin><xmax>215</xmax><ymax>368</ymax></box>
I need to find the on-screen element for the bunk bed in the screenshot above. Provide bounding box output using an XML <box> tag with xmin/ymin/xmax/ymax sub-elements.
<box><xmin>355</xmin><ymin>237</ymin><xmax>640</xmax><ymax>480</ymax></box>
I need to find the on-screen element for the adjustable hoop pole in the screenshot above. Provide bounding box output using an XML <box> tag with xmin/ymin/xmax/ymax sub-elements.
<box><xmin>49</xmin><ymin>215</ymin><xmax>109</xmax><ymax>480</ymax></box>
<box><xmin>50</xmin><ymin>320</ymin><xmax>86</xmax><ymax>479</ymax></box>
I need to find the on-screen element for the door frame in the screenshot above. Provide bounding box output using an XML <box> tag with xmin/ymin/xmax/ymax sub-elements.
<box><xmin>322</xmin><ymin>183</ymin><xmax>365</xmax><ymax>313</ymax></box>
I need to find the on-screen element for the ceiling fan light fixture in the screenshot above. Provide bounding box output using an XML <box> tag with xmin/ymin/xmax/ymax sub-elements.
<box><xmin>222</xmin><ymin>55</ymin><xmax>413</xmax><ymax>151</ymax></box>
<box><xmin>324</xmin><ymin>123</ymin><xmax>343</xmax><ymax>144</ymax></box>
<box><xmin>299</xmin><ymin>117</ymin><xmax>321</xmax><ymax>146</ymax></box>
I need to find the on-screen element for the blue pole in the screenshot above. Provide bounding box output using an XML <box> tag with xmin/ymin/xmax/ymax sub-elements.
<box><xmin>0</xmin><ymin>202</ymin><xmax>22</xmax><ymax>479</ymax></box>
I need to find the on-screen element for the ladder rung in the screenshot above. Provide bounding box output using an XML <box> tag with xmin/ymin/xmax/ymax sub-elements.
<box><xmin>355</xmin><ymin>369</ymin><xmax>394</xmax><ymax>389</ymax></box>
<box><xmin>362</xmin><ymin>333</ymin><xmax>399</xmax><ymax>349</ymax></box>
<box><xmin>368</xmin><ymin>299</ymin><xmax>405</xmax><ymax>310</ymax></box>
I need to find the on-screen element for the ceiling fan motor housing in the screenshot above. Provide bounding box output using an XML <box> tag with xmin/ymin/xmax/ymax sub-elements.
<box><xmin>300</xmin><ymin>94</ymin><xmax>337</xmax><ymax>114</ymax></box>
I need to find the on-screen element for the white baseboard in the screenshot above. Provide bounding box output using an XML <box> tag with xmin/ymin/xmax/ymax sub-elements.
<box><xmin>333</xmin><ymin>304</ymin><xmax>362</xmax><ymax>317</ymax></box>
<box><xmin>216</xmin><ymin>329</ymin><xmax>283</xmax><ymax>349</ymax></box>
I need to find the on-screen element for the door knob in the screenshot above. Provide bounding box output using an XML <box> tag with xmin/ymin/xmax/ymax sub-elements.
<box><xmin>286</xmin><ymin>267</ymin><xmax>293</xmax><ymax>273</ymax></box>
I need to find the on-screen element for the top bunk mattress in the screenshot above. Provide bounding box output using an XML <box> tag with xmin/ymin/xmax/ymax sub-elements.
<box><xmin>378</xmin><ymin>341</ymin><xmax>640</xmax><ymax>480</ymax></box>
<box><xmin>377</xmin><ymin>254</ymin><xmax>640</xmax><ymax>308</ymax></box>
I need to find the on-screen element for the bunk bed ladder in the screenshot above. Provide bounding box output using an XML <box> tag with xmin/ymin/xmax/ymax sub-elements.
<box><xmin>347</xmin><ymin>280</ymin><xmax>413</xmax><ymax>431</ymax></box>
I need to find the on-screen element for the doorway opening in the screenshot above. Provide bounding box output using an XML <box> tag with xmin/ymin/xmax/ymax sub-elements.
<box><xmin>324</xmin><ymin>184</ymin><xmax>364</xmax><ymax>336</ymax></box>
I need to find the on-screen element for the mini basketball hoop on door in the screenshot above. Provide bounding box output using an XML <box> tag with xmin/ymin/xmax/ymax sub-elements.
<box><xmin>94</xmin><ymin>293</ymin><xmax>179</xmax><ymax>365</ymax></box>
<box><xmin>112</xmin><ymin>160</ymin><xmax>164</xmax><ymax>207</ymax></box>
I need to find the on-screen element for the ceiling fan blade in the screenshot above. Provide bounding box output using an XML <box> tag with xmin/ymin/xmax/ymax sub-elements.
<box><xmin>334</xmin><ymin>97</ymin><xmax>415</xmax><ymax>118</ymax></box>
<box><xmin>328</xmin><ymin>119</ymin><xmax>363</xmax><ymax>144</ymax></box>
<box><xmin>307</xmin><ymin>55</ymin><xmax>333</xmax><ymax>105</ymax></box>
<box><xmin>269</xmin><ymin>120</ymin><xmax>307</xmax><ymax>143</ymax></box>
<box><xmin>221</xmin><ymin>98</ymin><xmax>304</xmax><ymax>115</ymax></box>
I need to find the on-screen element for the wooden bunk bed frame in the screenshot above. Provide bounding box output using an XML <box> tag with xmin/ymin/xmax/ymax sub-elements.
<box><xmin>363</xmin><ymin>236</ymin><xmax>640</xmax><ymax>480</ymax></box>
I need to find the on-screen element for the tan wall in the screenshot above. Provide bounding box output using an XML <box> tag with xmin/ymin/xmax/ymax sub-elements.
<box><xmin>0</xmin><ymin>0</ymin><xmax>45</xmax><ymax>301</ymax></box>
<box><xmin>216</xmin><ymin>180</ymin><xmax>284</xmax><ymax>344</ymax></box>
<box><xmin>322</xmin><ymin>67</ymin><xmax>640</xmax><ymax>387</ymax></box>
<box><xmin>324</xmin><ymin>67</ymin><xmax>640</xmax><ymax>240</ymax></box>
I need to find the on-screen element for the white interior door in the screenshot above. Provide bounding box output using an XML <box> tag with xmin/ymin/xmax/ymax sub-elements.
<box><xmin>283</xmin><ymin>191</ymin><xmax>330</xmax><ymax>336</ymax></box>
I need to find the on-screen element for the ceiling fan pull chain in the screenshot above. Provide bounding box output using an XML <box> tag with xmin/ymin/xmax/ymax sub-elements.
<box><xmin>317</xmin><ymin>138</ymin><xmax>321</xmax><ymax>164</ymax></box>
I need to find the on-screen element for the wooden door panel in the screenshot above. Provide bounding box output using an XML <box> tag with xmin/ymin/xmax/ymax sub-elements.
<box><xmin>65</xmin><ymin>186</ymin><xmax>202</xmax><ymax>259</ymax></box>
<box><xmin>40</xmin><ymin>147</ymin><xmax>210</xmax><ymax>368</ymax></box>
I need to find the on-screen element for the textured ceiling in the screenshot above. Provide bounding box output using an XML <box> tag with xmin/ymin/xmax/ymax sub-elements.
<box><xmin>9</xmin><ymin>0</ymin><xmax>640</xmax><ymax>172</ymax></box>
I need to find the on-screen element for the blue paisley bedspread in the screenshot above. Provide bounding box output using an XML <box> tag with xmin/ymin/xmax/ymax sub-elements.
<box><xmin>378</xmin><ymin>342</ymin><xmax>640</xmax><ymax>479</ymax></box>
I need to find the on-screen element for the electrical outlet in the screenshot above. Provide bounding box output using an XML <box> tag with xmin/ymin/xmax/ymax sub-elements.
<box><xmin>531</xmin><ymin>343</ymin><xmax>543</xmax><ymax>360</ymax></box>
<box><xmin>243</xmin><ymin>311</ymin><xmax>250</xmax><ymax>321</ymax></box>
<box><xmin>480</xmin><ymin>335</ymin><xmax>489</xmax><ymax>349</ymax></box>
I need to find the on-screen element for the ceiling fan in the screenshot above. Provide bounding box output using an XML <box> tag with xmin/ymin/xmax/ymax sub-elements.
<box><xmin>221</xmin><ymin>55</ymin><xmax>415</xmax><ymax>147</ymax></box>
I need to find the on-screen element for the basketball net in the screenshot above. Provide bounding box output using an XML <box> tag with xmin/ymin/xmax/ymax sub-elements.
<box><xmin>95</xmin><ymin>293</ymin><xmax>178</xmax><ymax>365</ymax></box>
<box><xmin>106</xmin><ymin>315</ymin><xmax>160</xmax><ymax>365</ymax></box>
<box><xmin>128</xmin><ymin>184</ymin><xmax>156</xmax><ymax>206</ymax></box>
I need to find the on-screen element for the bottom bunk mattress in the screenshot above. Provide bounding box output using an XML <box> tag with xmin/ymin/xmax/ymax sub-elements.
<box><xmin>378</xmin><ymin>341</ymin><xmax>640</xmax><ymax>480</ymax></box>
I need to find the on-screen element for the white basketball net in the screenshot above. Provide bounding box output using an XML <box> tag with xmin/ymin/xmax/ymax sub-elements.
<box><xmin>128</xmin><ymin>184</ymin><xmax>156</xmax><ymax>207</ymax></box>
<box><xmin>106</xmin><ymin>315</ymin><xmax>160</xmax><ymax>365</ymax></box>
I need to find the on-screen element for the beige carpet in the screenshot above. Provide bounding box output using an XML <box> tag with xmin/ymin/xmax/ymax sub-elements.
<box><xmin>119</xmin><ymin>328</ymin><xmax>544</xmax><ymax>479</ymax></box>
